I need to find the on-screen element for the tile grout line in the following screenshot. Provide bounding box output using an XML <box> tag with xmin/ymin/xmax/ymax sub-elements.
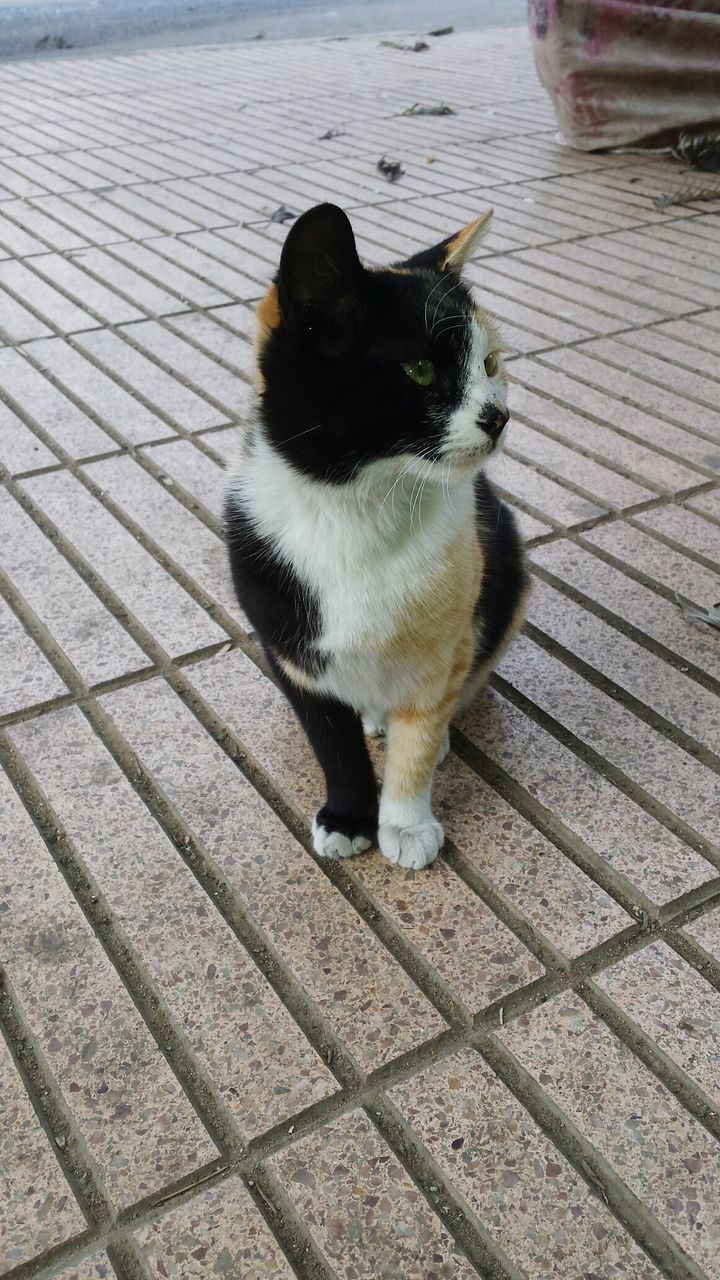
<box><xmin>2</xmin><ymin>40</ymin><xmax>720</xmax><ymax>1280</ymax></box>
<box><xmin>472</xmin><ymin>1031</ymin><xmax>711</xmax><ymax>1280</ymax></box>
<box><xmin>491</xmin><ymin>672</ymin><xmax>719</xmax><ymax>871</ymax></box>
<box><xmin>0</xmin><ymin>735</ymin><xmax>340</xmax><ymax>1280</ymax></box>
<box><xmin>0</xmin><ymin>973</ymin><xmax>156</xmax><ymax>1280</ymax></box>
<box><xmin>5</xmin><ymin>544</ymin><xmax>720</xmax><ymax>1276</ymax></box>
<box><xmin>6</xmin><ymin>332</ymin><xmax>717</xmax><ymax>825</ymax></box>
<box><xmin>3</xmin><ymin>456</ymin><xmax>718</xmax><ymax>930</ymax></box>
<box><xmin>528</xmin><ymin>560</ymin><xmax>720</xmax><ymax>699</ymax></box>
<box><xmin>522</xmin><ymin>618</ymin><xmax>720</xmax><ymax>780</ymax></box>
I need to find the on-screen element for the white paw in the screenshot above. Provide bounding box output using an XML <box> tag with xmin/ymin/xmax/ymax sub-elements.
<box><xmin>436</xmin><ymin>729</ymin><xmax>450</xmax><ymax>766</ymax></box>
<box><xmin>362</xmin><ymin>716</ymin><xmax>386</xmax><ymax>738</ymax></box>
<box><xmin>312</xmin><ymin>817</ymin><xmax>371</xmax><ymax>860</ymax></box>
<box><xmin>378</xmin><ymin>818</ymin><xmax>444</xmax><ymax>870</ymax></box>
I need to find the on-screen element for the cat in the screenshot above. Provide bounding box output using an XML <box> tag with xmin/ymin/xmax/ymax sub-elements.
<box><xmin>225</xmin><ymin>202</ymin><xmax>528</xmax><ymax>870</ymax></box>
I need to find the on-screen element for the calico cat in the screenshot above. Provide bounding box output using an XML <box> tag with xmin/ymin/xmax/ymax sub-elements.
<box><xmin>226</xmin><ymin>203</ymin><xmax>528</xmax><ymax>870</ymax></box>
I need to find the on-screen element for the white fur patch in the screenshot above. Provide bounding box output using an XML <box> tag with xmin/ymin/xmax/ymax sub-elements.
<box><xmin>442</xmin><ymin>318</ymin><xmax>508</xmax><ymax>466</ymax></box>
<box><xmin>378</xmin><ymin>790</ymin><xmax>444</xmax><ymax>869</ymax></box>
<box><xmin>312</xmin><ymin>816</ymin><xmax>371</xmax><ymax>860</ymax></box>
<box><xmin>230</xmin><ymin>435</ymin><xmax>475</xmax><ymax>717</ymax></box>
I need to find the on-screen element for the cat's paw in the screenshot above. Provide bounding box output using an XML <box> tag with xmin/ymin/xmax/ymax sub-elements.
<box><xmin>378</xmin><ymin>818</ymin><xmax>444</xmax><ymax>870</ymax></box>
<box><xmin>312</xmin><ymin>810</ymin><xmax>374</xmax><ymax>860</ymax></box>
<box><xmin>362</xmin><ymin>716</ymin><xmax>386</xmax><ymax>738</ymax></box>
<box><xmin>436</xmin><ymin>729</ymin><xmax>450</xmax><ymax>767</ymax></box>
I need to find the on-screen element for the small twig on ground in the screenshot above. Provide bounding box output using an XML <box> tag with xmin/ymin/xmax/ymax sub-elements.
<box><xmin>400</xmin><ymin>102</ymin><xmax>455</xmax><ymax>116</ymax></box>
<box><xmin>379</xmin><ymin>38</ymin><xmax>429</xmax><ymax>52</ymax></box>
<box><xmin>654</xmin><ymin>174</ymin><xmax>720</xmax><ymax>209</ymax></box>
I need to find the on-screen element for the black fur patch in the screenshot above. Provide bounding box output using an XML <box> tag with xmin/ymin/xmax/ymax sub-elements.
<box><xmin>224</xmin><ymin>492</ymin><xmax>326</xmax><ymax>675</ymax></box>
<box><xmin>256</xmin><ymin>204</ymin><xmax>478</xmax><ymax>484</ymax></box>
<box><xmin>473</xmin><ymin>473</ymin><xmax>528</xmax><ymax>667</ymax></box>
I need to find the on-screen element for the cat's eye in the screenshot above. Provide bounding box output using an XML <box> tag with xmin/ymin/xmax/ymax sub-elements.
<box><xmin>484</xmin><ymin>352</ymin><xmax>499</xmax><ymax>377</ymax></box>
<box><xmin>402</xmin><ymin>359</ymin><xmax>436</xmax><ymax>387</ymax></box>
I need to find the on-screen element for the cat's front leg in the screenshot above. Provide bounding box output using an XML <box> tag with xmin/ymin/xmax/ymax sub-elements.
<box><xmin>271</xmin><ymin>661</ymin><xmax>378</xmax><ymax>859</ymax></box>
<box><xmin>378</xmin><ymin>705</ymin><xmax>454</xmax><ymax>870</ymax></box>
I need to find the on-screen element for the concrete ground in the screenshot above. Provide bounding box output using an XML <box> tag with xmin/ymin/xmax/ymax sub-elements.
<box><xmin>1</xmin><ymin>23</ymin><xmax>720</xmax><ymax>1280</ymax></box>
<box><xmin>0</xmin><ymin>0</ymin><xmax>527</xmax><ymax>61</ymax></box>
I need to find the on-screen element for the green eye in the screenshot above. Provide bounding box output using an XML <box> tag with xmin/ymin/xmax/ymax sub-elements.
<box><xmin>484</xmin><ymin>352</ymin><xmax>499</xmax><ymax>377</ymax></box>
<box><xmin>402</xmin><ymin>359</ymin><xmax>435</xmax><ymax>387</ymax></box>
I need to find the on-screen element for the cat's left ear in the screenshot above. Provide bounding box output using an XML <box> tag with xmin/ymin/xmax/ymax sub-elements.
<box><xmin>277</xmin><ymin>202</ymin><xmax>363</xmax><ymax>334</ymax></box>
<box><xmin>403</xmin><ymin>210</ymin><xmax>493</xmax><ymax>274</ymax></box>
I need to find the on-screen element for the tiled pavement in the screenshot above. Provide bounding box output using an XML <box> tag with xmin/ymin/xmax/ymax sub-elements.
<box><xmin>0</xmin><ymin>21</ymin><xmax>719</xmax><ymax>1280</ymax></box>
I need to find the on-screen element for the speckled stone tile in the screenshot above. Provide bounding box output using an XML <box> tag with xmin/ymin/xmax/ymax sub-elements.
<box><xmin>532</xmin><ymin>538</ymin><xmax>720</xmax><ymax>682</ymax></box>
<box><xmin>0</xmin><ymin>401</ymin><xmax>56</xmax><ymax>474</ymax></box>
<box><xmin>355</xmin><ymin>853</ymin><xmax>542</xmax><ymax>1012</ymax></box>
<box><xmin>272</xmin><ymin>1109</ymin><xmax>478</xmax><ymax>1280</ymax></box>
<box><xmin>499</xmin><ymin>993</ymin><xmax>720</xmax><ymax>1277</ymax></box>
<box><xmin>490</xmin><ymin>450</ymin><xmax>604</xmax><ymax>528</ymax></box>
<box><xmin>82</xmin><ymin>454</ymin><xmax>239</xmax><ymax>618</ymax></box>
<box><xmin>132</xmin><ymin>1177</ymin><xmax>295</xmax><ymax>1279</ymax></box>
<box><xmin>391</xmin><ymin>1049</ymin><xmax>661</xmax><ymax>1279</ymax></box>
<box><xmin>47</xmin><ymin>1252</ymin><xmax>117</xmax><ymax>1279</ymax></box>
<box><xmin>688</xmin><ymin>488</ymin><xmax>720</xmax><ymax>523</ymax></box>
<box><xmin>682</xmin><ymin>909</ymin><xmax>720</xmax><ymax>964</ymax></box>
<box><xmin>0</xmin><ymin>348</ymin><xmax>114</xmax><ymax>458</ymax></box>
<box><xmin>0</xmin><ymin>595</ymin><xmax>66</xmax><ymax>716</ymax></box>
<box><xmin>19</xmin><ymin>470</ymin><xmax>225</xmax><ymax>658</ymax></box>
<box><xmin>505</xmin><ymin>418</ymin><xmax>652</xmax><ymax>509</ymax></box>
<box><xmin>584</xmin><ymin>520</ymin><xmax>720</xmax><ymax>607</ymax></box>
<box><xmin>0</xmin><ymin>770</ymin><xmax>216</xmax><ymax>1208</ymax></box>
<box><xmin>192</xmin><ymin>426</ymin><xmax>239</xmax><ymax>467</ymax></box>
<box><xmin>597</xmin><ymin>942</ymin><xmax>720</xmax><ymax>1108</ymax></box>
<box><xmin>496</xmin><ymin>636</ymin><xmax>720</xmax><ymax>865</ymax></box>
<box><xmin>141</xmin><ymin>438</ymin><xmax>227</xmax><ymax>519</ymax></box>
<box><xmin>11</xmin><ymin>704</ymin><xmax>335</xmax><ymax>1139</ymax></box>
<box><xmin>526</xmin><ymin>578</ymin><xmax>720</xmax><ymax>754</ymax></box>
<box><xmin>458</xmin><ymin>684</ymin><xmax>715</xmax><ymax>906</ymax></box>
<box><xmin>637</xmin><ymin>505</ymin><xmax>720</xmax><ymax>564</ymax></box>
<box><xmin>0</xmin><ymin>1032</ymin><xmax>85</xmax><ymax>1276</ymax></box>
<box><xmin>506</xmin><ymin>380</ymin><xmax>701</xmax><ymax>494</ymax></box>
<box><xmin>0</xmin><ymin>488</ymin><xmax>147</xmax><ymax>687</ymax></box>
<box><xmin>189</xmin><ymin>648</ymin><xmax>542</xmax><ymax>1011</ymax></box>
<box><xmin>435</xmin><ymin>755</ymin><xmax>631</xmax><ymax>957</ymax></box>
<box><xmin>101</xmin><ymin>669</ymin><xmax>445</xmax><ymax>1071</ymax></box>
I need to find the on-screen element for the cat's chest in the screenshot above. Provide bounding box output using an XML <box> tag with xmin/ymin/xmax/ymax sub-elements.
<box><xmin>277</xmin><ymin>490</ymin><xmax>468</xmax><ymax>653</ymax></box>
<box><xmin>235</xmin><ymin>441</ymin><xmax>477</xmax><ymax>701</ymax></box>
<box><xmin>307</xmin><ymin>540</ymin><xmax>416</xmax><ymax>652</ymax></box>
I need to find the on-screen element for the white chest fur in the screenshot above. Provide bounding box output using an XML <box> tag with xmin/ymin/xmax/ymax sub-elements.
<box><xmin>230</xmin><ymin>435</ymin><xmax>475</xmax><ymax>716</ymax></box>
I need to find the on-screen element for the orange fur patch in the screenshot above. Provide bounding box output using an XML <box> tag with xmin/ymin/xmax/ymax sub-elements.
<box><xmin>382</xmin><ymin>524</ymin><xmax>483</xmax><ymax>801</ymax></box>
<box><xmin>254</xmin><ymin>283</ymin><xmax>282</xmax><ymax>390</ymax></box>
<box><xmin>443</xmin><ymin>210</ymin><xmax>492</xmax><ymax>270</ymax></box>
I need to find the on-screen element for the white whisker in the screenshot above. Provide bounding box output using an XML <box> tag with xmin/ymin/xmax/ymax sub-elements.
<box><xmin>423</xmin><ymin>271</ymin><xmax>452</xmax><ymax>332</ymax></box>
<box><xmin>431</xmin><ymin>277</ymin><xmax>465</xmax><ymax>332</ymax></box>
<box><xmin>281</xmin><ymin>422</ymin><xmax>322</xmax><ymax>445</ymax></box>
<box><xmin>432</xmin><ymin>321</ymin><xmax>469</xmax><ymax>340</ymax></box>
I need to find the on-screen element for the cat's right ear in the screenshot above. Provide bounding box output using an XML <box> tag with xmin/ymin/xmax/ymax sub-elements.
<box><xmin>402</xmin><ymin>210</ymin><xmax>493</xmax><ymax>275</ymax></box>
<box><xmin>277</xmin><ymin>203</ymin><xmax>363</xmax><ymax>335</ymax></box>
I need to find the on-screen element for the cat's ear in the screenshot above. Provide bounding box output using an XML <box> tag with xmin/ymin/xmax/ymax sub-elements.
<box><xmin>403</xmin><ymin>210</ymin><xmax>493</xmax><ymax>274</ymax></box>
<box><xmin>277</xmin><ymin>203</ymin><xmax>363</xmax><ymax>331</ymax></box>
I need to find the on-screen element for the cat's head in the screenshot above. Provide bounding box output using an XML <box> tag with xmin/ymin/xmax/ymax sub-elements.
<box><xmin>255</xmin><ymin>202</ymin><xmax>508</xmax><ymax>485</ymax></box>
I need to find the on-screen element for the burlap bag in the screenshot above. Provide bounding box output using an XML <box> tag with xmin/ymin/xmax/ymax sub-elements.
<box><xmin>529</xmin><ymin>0</ymin><xmax>720</xmax><ymax>150</ymax></box>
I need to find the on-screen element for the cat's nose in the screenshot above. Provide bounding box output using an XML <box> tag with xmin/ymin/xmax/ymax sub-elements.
<box><xmin>477</xmin><ymin>405</ymin><xmax>509</xmax><ymax>440</ymax></box>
